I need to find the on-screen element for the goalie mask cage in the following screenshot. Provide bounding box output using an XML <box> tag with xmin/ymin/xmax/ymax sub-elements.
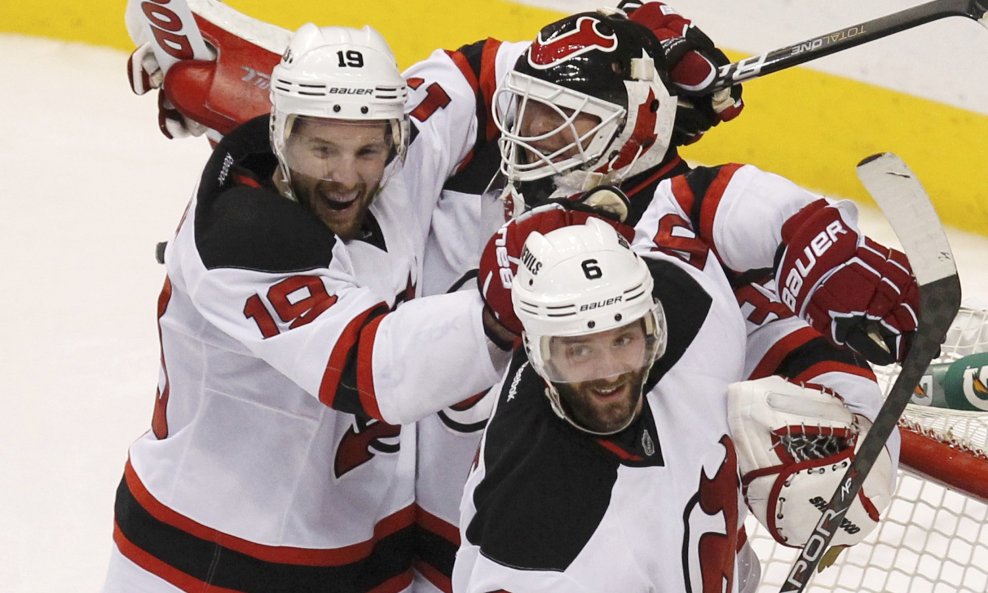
<box><xmin>748</xmin><ymin>306</ymin><xmax>988</xmax><ymax>592</ymax></box>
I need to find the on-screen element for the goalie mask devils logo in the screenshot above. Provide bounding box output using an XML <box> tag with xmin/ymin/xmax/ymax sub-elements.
<box><xmin>528</xmin><ymin>16</ymin><xmax>617</xmax><ymax>69</ymax></box>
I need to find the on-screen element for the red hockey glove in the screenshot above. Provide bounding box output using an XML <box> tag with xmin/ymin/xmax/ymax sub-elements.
<box><xmin>128</xmin><ymin>42</ymin><xmax>207</xmax><ymax>139</ymax></box>
<box><xmin>776</xmin><ymin>199</ymin><xmax>920</xmax><ymax>365</ymax></box>
<box><xmin>478</xmin><ymin>188</ymin><xmax>635</xmax><ymax>336</ymax></box>
<box><xmin>620</xmin><ymin>0</ymin><xmax>744</xmax><ymax>146</ymax></box>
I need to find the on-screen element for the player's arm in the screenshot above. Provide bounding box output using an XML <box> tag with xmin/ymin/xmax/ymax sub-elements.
<box><xmin>650</xmin><ymin>164</ymin><xmax>920</xmax><ymax>364</ymax></box>
<box><xmin>402</xmin><ymin>38</ymin><xmax>529</xmax><ymax>167</ymax></box>
<box><xmin>179</xmin><ymin>188</ymin><xmax>509</xmax><ymax>426</ymax></box>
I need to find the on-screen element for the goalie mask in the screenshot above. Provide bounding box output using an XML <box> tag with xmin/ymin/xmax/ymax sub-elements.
<box><xmin>269</xmin><ymin>23</ymin><xmax>409</xmax><ymax>232</ymax></box>
<box><xmin>513</xmin><ymin>218</ymin><xmax>667</xmax><ymax>435</ymax></box>
<box><xmin>493</xmin><ymin>11</ymin><xmax>677</xmax><ymax>199</ymax></box>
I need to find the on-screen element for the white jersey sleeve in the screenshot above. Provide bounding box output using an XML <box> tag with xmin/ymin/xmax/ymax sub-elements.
<box><xmin>642</xmin><ymin>163</ymin><xmax>847</xmax><ymax>274</ymax></box>
<box><xmin>171</xmin><ymin>131</ymin><xmax>504</xmax><ymax>425</ymax></box>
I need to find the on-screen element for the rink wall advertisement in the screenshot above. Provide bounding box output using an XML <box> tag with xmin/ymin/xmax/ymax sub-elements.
<box><xmin>3</xmin><ymin>0</ymin><xmax>986</xmax><ymax>236</ymax></box>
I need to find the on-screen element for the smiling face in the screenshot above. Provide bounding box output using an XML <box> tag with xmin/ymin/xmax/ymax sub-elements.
<box><xmin>546</xmin><ymin>320</ymin><xmax>651</xmax><ymax>434</ymax></box>
<box><xmin>281</xmin><ymin>116</ymin><xmax>393</xmax><ymax>240</ymax></box>
<box><xmin>515</xmin><ymin>100</ymin><xmax>602</xmax><ymax>172</ymax></box>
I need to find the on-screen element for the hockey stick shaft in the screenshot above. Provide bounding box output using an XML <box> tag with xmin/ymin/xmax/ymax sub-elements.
<box><xmin>701</xmin><ymin>0</ymin><xmax>988</xmax><ymax>93</ymax></box>
<box><xmin>780</xmin><ymin>153</ymin><xmax>962</xmax><ymax>592</ymax></box>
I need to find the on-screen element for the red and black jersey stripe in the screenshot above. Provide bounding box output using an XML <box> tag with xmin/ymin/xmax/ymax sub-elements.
<box><xmin>445</xmin><ymin>38</ymin><xmax>503</xmax><ymax>147</ymax></box>
<box><xmin>319</xmin><ymin>303</ymin><xmax>391</xmax><ymax>421</ymax></box>
<box><xmin>413</xmin><ymin>506</ymin><xmax>459</xmax><ymax>593</ymax></box>
<box><xmin>764</xmin><ymin>332</ymin><xmax>875</xmax><ymax>383</ymax></box>
<box><xmin>113</xmin><ymin>461</ymin><xmax>414</xmax><ymax>593</ymax></box>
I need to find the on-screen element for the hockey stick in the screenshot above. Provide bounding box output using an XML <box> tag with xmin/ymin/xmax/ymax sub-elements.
<box><xmin>780</xmin><ymin>153</ymin><xmax>962</xmax><ymax>592</ymax></box>
<box><xmin>701</xmin><ymin>0</ymin><xmax>988</xmax><ymax>93</ymax></box>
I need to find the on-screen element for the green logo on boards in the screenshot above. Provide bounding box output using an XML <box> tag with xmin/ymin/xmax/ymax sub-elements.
<box><xmin>943</xmin><ymin>352</ymin><xmax>988</xmax><ymax>411</ymax></box>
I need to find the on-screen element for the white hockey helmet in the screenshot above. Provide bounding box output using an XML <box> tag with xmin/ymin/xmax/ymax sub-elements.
<box><xmin>492</xmin><ymin>11</ymin><xmax>677</xmax><ymax>194</ymax></box>
<box><xmin>269</xmin><ymin>24</ymin><xmax>409</xmax><ymax>192</ymax></box>
<box><xmin>513</xmin><ymin>217</ymin><xmax>667</xmax><ymax>434</ymax></box>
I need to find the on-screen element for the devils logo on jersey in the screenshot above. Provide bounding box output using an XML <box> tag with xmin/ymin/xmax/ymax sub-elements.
<box><xmin>528</xmin><ymin>16</ymin><xmax>617</xmax><ymax>69</ymax></box>
<box><xmin>683</xmin><ymin>435</ymin><xmax>740</xmax><ymax>593</ymax></box>
<box><xmin>334</xmin><ymin>415</ymin><xmax>402</xmax><ymax>478</ymax></box>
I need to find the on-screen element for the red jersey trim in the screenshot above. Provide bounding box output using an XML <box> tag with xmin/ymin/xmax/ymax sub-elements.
<box><xmin>357</xmin><ymin>313</ymin><xmax>388</xmax><ymax>420</ymax></box>
<box><xmin>319</xmin><ymin>303</ymin><xmax>387</xmax><ymax>411</ymax></box>
<box><xmin>790</xmin><ymin>360</ymin><xmax>877</xmax><ymax>384</ymax></box>
<box><xmin>478</xmin><ymin>39</ymin><xmax>503</xmax><ymax>141</ymax></box>
<box><xmin>122</xmin><ymin>460</ymin><xmax>415</xmax><ymax>566</ymax></box>
<box><xmin>749</xmin><ymin>327</ymin><xmax>818</xmax><ymax>380</ymax></box>
<box><xmin>113</xmin><ymin>524</ymin><xmax>243</xmax><ymax>593</ymax></box>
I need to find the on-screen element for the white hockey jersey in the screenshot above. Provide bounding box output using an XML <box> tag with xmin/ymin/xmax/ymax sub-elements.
<box><xmin>455</xmin><ymin>247</ymin><xmax>748</xmax><ymax>593</ymax></box>
<box><xmin>402</xmin><ymin>40</ymin><xmax>530</xmax><ymax>593</ymax></box>
<box><xmin>453</xmin><ymin>163</ymin><xmax>899</xmax><ymax>592</ymax></box>
<box><xmin>106</xmin><ymin>113</ymin><xmax>505</xmax><ymax>593</ymax></box>
<box><xmin>402</xmin><ymin>40</ymin><xmax>897</xmax><ymax>593</ymax></box>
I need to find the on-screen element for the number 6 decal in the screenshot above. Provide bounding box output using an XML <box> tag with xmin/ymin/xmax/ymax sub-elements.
<box><xmin>582</xmin><ymin>258</ymin><xmax>602</xmax><ymax>280</ymax></box>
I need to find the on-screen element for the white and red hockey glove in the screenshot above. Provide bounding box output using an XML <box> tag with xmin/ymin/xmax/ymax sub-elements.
<box><xmin>728</xmin><ymin>376</ymin><xmax>894</xmax><ymax>549</ymax></box>
<box><xmin>619</xmin><ymin>0</ymin><xmax>744</xmax><ymax>146</ymax></box>
<box><xmin>478</xmin><ymin>187</ymin><xmax>634</xmax><ymax>338</ymax></box>
<box><xmin>776</xmin><ymin>199</ymin><xmax>920</xmax><ymax>365</ymax></box>
<box><xmin>128</xmin><ymin>42</ymin><xmax>208</xmax><ymax>139</ymax></box>
<box><xmin>125</xmin><ymin>0</ymin><xmax>288</xmax><ymax>139</ymax></box>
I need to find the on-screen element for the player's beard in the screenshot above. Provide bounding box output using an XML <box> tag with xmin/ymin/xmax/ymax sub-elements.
<box><xmin>296</xmin><ymin>176</ymin><xmax>379</xmax><ymax>241</ymax></box>
<box><xmin>554</xmin><ymin>367</ymin><xmax>648</xmax><ymax>434</ymax></box>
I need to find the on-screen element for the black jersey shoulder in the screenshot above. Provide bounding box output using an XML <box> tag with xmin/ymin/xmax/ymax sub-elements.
<box><xmin>193</xmin><ymin>115</ymin><xmax>337</xmax><ymax>272</ymax></box>
<box><xmin>644</xmin><ymin>257</ymin><xmax>713</xmax><ymax>388</ymax></box>
<box><xmin>466</xmin><ymin>355</ymin><xmax>620</xmax><ymax>571</ymax></box>
<box><xmin>623</xmin><ymin>156</ymin><xmax>692</xmax><ymax>227</ymax></box>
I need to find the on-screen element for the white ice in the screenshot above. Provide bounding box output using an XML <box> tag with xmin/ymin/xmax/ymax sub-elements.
<box><xmin>0</xmin><ymin>34</ymin><xmax>984</xmax><ymax>593</ymax></box>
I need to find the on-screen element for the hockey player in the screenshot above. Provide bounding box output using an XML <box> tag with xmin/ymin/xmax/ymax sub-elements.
<box><xmin>101</xmin><ymin>24</ymin><xmax>514</xmax><ymax>593</ymax></box>
<box><xmin>467</xmin><ymin>9</ymin><xmax>918</xmax><ymax>585</ymax></box>
<box><xmin>120</xmin><ymin>3</ymin><xmax>744</xmax><ymax>591</ymax></box>
<box><xmin>461</xmin><ymin>198</ymin><xmax>899</xmax><ymax>592</ymax></box>
<box><xmin>121</xmin><ymin>2</ymin><xmax>915</xmax><ymax>590</ymax></box>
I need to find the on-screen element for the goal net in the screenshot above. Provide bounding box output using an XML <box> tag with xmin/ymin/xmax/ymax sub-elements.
<box><xmin>747</xmin><ymin>305</ymin><xmax>988</xmax><ymax>592</ymax></box>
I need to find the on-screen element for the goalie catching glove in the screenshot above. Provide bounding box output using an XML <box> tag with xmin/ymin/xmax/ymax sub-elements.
<box><xmin>776</xmin><ymin>199</ymin><xmax>920</xmax><ymax>365</ymax></box>
<box><xmin>728</xmin><ymin>376</ymin><xmax>894</xmax><ymax>549</ymax></box>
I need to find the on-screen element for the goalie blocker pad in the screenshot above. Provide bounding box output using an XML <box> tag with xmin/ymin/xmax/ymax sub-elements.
<box><xmin>728</xmin><ymin>376</ymin><xmax>893</xmax><ymax>548</ymax></box>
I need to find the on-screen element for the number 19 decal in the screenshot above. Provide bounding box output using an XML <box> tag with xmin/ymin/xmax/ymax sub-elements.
<box><xmin>337</xmin><ymin>50</ymin><xmax>364</xmax><ymax>68</ymax></box>
<box><xmin>244</xmin><ymin>275</ymin><xmax>338</xmax><ymax>338</ymax></box>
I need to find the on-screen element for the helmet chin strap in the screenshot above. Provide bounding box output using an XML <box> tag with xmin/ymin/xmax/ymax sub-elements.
<box><xmin>272</xmin><ymin>166</ymin><xmax>298</xmax><ymax>202</ymax></box>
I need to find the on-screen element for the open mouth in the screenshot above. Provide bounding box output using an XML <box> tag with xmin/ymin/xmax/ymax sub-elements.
<box><xmin>590</xmin><ymin>382</ymin><xmax>626</xmax><ymax>401</ymax></box>
<box><xmin>320</xmin><ymin>189</ymin><xmax>361</xmax><ymax>211</ymax></box>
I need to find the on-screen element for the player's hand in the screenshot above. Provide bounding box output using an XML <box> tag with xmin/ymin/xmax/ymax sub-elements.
<box><xmin>478</xmin><ymin>188</ymin><xmax>635</xmax><ymax>335</ymax></box>
<box><xmin>127</xmin><ymin>43</ymin><xmax>208</xmax><ymax>139</ymax></box>
<box><xmin>620</xmin><ymin>0</ymin><xmax>744</xmax><ymax>146</ymax></box>
<box><xmin>776</xmin><ymin>199</ymin><xmax>920</xmax><ymax>365</ymax></box>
